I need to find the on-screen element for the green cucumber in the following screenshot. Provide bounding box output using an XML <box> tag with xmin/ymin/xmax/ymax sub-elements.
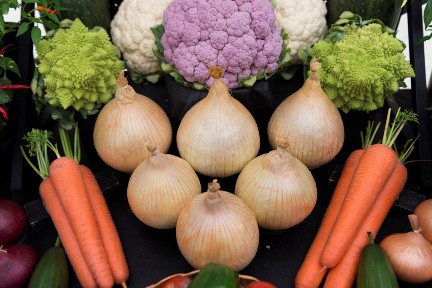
<box><xmin>28</xmin><ymin>237</ymin><xmax>69</xmax><ymax>288</ymax></box>
<box><xmin>357</xmin><ymin>232</ymin><xmax>399</xmax><ymax>288</ymax></box>
<box><xmin>326</xmin><ymin>0</ymin><xmax>402</xmax><ymax>29</ymax></box>
<box><xmin>188</xmin><ymin>263</ymin><xmax>240</xmax><ymax>288</ymax></box>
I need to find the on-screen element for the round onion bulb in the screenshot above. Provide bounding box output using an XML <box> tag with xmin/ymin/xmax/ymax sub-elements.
<box><xmin>93</xmin><ymin>71</ymin><xmax>172</xmax><ymax>173</ymax></box>
<box><xmin>127</xmin><ymin>144</ymin><xmax>202</xmax><ymax>229</ymax></box>
<box><xmin>176</xmin><ymin>180</ymin><xmax>259</xmax><ymax>271</ymax></box>
<box><xmin>235</xmin><ymin>138</ymin><xmax>317</xmax><ymax>230</ymax></box>
<box><xmin>267</xmin><ymin>58</ymin><xmax>344</xmax><ymax>169</ymax></box>
<box><xmin>176</xmin><ymin>67</ymin><xmax>260</xmax><ymax>178</ymax></box>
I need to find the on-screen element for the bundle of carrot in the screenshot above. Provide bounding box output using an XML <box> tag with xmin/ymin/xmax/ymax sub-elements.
<box><xmin>21</xmin><ymin>125</ymin><xmax>129</xmax><ymax>288</ymax></box>
<box><xmin>295</xmin><ymin>107</ymin><xmax>418</xmax><ymax>288</ymax></box>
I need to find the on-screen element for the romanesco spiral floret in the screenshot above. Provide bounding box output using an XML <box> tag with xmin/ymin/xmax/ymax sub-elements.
<box><xmin>311</xmin><ymin>22</ymin><xmax>414</xmax><ymax>113</ymax></box>
<box><xmin>34</xmin><ymin>18</ymin><xmax>124</xmax><ymax>128</ymax></box>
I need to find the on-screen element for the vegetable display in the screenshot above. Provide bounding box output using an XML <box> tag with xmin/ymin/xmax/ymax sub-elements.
<box><xmin>413</xmin><ymin>199</ymin><xmax>432</xmax><ymax>243</ymax></box>
<box><xmin>0</xmin><ymin>244</ymin><xmax>38</xmax><ymax>288</ymax></box>
<box><xmin>309</xmin><ymin>12</ymin><xmax>415</xmax><ymax>113</ymax></box>
<box><xmin>320</xmin><ymin>109</ymin><xmax>417</xmax><ymax>268</ymax></box>
<box><xmin>21</xmin><ymin>127</ymin><xmax>129</xmax><ymax>288</ymax></box>
<box><xmin>176</xmin><ymin>67</ymin><xmax>260</xmax><ymax>178</ymax></box>
<box><xmin>235</xmin><ymin>138</ymin><xmax>317</xmax><ymax>230</ymax></box>
<box><xmin>154</xmin><ymin>0</ymin><xmax>289</xmax><ymax>90</ymax></box>
<box><xmin>27</xmin><ymin>237</ymin><xmax>69</xmax><ymax>288</ymax></box>
<box><xmin>127</xmin><ymin>144</ymin><xmax>201</xmax><ymax>229</ymax></box>
<box><xmin>273</xmin><ymin>0</ymin><xmax>327</xmax><ymax>65</ymax></box>
<box><xmin>356</xmin><ymin>232</ymin><xmax>399</xmax><ymax>288</ymax></box>
<box><xmin>31</xmin><ymin>18</ymin><xmax>125</xmax><ymax>129</ymax></box>
<box><xmin>296</xmin><ymin>108</ymin><xmax>417</xmax><ymax>288</ymax></box>
<box><xmin>0</xmin><ymin>199</ymin><xmax>27</xmax><ymax>245</ymax></box>
<box><xmin>380</xmin><ymin>214</ymin><xmax>432</xmax><ymax>283</ymax></box>
<box><xmin>176</xmin><ymin>180</ymin><xmax>259</xmax><ymax>271</ymax></box>
<box><xmin>110</xmin><ymin>0</ymin><xmax>173</xmax><ymax>83</ymax></box>
<box><xmin>93</xmin><ymin>71</ymin><xmax>172</xmax><ymax>174</ymax></box>
<box><xmin>188</xmin><ymin>263</ymin><xmax>239</xmax><ymax>288</ymax></box>
<box><xmin>267</xmin><ymin>58</ymin><xmax>344</xmax><ymax>169</ymax></box>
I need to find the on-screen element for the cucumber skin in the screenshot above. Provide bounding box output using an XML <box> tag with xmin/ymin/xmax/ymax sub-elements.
<box><xmin>188</xmin><ymin>263</ymin><xmax>240</xmax><ymax>288</ymax></box>
<box><xmin>28</xmin><ymin>246</ymin><xmax>69</xmax><ymax>288</ymax></box>
<box><xmin>357</xmin><ymin>242</ymin><xmax>399</xmax><ymax>288</ymax></box>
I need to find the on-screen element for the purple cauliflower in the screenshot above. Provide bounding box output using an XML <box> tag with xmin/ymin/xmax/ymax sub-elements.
<box><xmin>160</xmin><ymin>0</ymin><xmax>284</xmax><ymax>89</ymax></box>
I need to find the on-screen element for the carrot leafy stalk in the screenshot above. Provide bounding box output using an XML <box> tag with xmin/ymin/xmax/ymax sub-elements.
<box><xmin>319</xmin><ymin>107</ymin><xmax>418</xmax><ymax>269</ymax></box>
<box><xmin>21</xmin><ymin>128</ymin><xmax>98</xmax><ymax>288</ymax></box>
<box><xmin>295</xmin><ymin>119</ymin><xmax>380</xmax><ymax>288</ymax></box>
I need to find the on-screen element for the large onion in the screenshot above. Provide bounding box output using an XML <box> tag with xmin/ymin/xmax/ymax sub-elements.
<box><xmin>127</xmin><ymin>144</ymin><xmax>202</xmax><ymax>229</ymax></box>
<box><xmin>176</xmin><ymin>180</ymin><xmax>259</xmax><ymax>271</ymax></box>
<box><xmin>235</xmin><ymin>138</ymin><xmax>317</xmax><ymax>230</ymax></box>
<box><xmin>413</xmin><ymin>199</ymin><xmax>432</xmax><ymax>243</ymax></box>
<box><xmin>0</xmin><ymin>200</ymin><xmax>27</xmax><ymax>245</ymax></box>
<box><xmin>380</xmin><ymin>214</ymin><xmax>432</xmax><ymax>283</ymax></box>
<box><xmin>0</xmin><ymin>244</ymin><xmax>38</xmax><ymax>288</ymax></box>
<box><xmin>176</xmin><ymin>67</ymin><xmax>260</xmax><ymax>178</ymax></box>
<box><xmin>267</xmin><ymin>58</ymin><xmax>344</xmax><ymax>169</ymax></box>
<box><xmin>93</xmin><ymin>71</ymin><xmax>172</xmax><ymax>173</ymax></box>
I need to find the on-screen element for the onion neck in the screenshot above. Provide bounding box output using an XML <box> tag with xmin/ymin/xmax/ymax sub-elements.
<box><xmin>205</xmin><ymin>180</ymin><xmax>223</xmax><ymax>212</ymax></box>
<box><xmin>0</xmin><ymin>245</ymin><xmax>7</xmax><ymax>253</ymax></box>
<box><xmin>148</xmin><ymin>146</ymin><xmax>167</xmax><ymax>168</ymax></box>
<box><xmin>115</xmin><ymin>85</ymin><xmax>136</xmax><ymax>104</ymax></box>
<box><xmin>265</xmin><ymin>148</ymin><xmax>294</xmax><ymax>173</ymax></box>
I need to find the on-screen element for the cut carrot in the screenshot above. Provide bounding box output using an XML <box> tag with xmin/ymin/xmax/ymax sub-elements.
<box><xmin>79</xmin><ymin>164</ymin><xmax>129</xmax><ymax>288</ymax></box>
<box><xmin>295</xmin><ymin>149</ymin><xmax>365</xmax><ymax>288</ymax></box>
<box><xmin>49</xmin><ymin>157</ymin><xmax>114</xmax><ymax>288</ymax></box>
<box><xmin>323</xmin><ymin>161</ymin><xmax>407</xmax><ymax>287</ymax></box>
<box><xmin>39</xmin><ymin>177</ymin><xmax>98</xmax><ymax>288</ymax></box>
<box><xmin>320</xmin><ymin>143</ymin><xmax>397</xmax><ymax>268</ymax></box>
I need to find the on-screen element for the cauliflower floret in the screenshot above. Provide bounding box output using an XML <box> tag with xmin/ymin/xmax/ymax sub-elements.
<box><xmin>161</xmin><ymin>0</ymin><xmax>284</xmax><ymax>89</ymax></box>
<box><xmin>33</xmin><ymin>19</ymin><xmax>124</xmax><ymax>129</ymax></box>
<box><xmin>311</xmin><ymin>22</ymin><xmax>415</xmax><ymax>113</ymax></box>
<box><xmin>274</xmin><ymin>0</ymin><xmax>327</xmax><ymax>64</ymax></box>
<box><xmin>110</xmin><ymin>0</ymin><xmax>173</xmax><ymax>77</ymax></box>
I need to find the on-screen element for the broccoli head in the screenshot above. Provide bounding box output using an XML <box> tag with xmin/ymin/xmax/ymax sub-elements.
<box><xmin>155</xmin><ymin>0</ymin><xmax>289</xmax><ymax>90</ymax></box>
<box><xmin>310</xmin><ymin>13</ymin><xmax>415</xmax><ymax>113</ymax></box>
<box><xmin>32</xmin><ymin>19</ymin><xmax>124</xmax><ymax>129</ymax></box>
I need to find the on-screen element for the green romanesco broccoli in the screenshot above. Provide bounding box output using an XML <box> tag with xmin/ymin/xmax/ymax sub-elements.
<box><xmin>32</xmin><ymin>18</ymin><xmax>124</xmax><ymax>129</ymax></box>
<box><xmin>310</xmin><ymin>14</ymin><xmax>414</xmax><ymax>113</ymax></box>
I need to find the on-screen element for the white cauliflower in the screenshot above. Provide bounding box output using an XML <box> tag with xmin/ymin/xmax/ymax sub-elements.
<box><xmin>274</xmin><ymin>0</ymin><xmax>328</xmax><ymax>64</ymax></box>
<box><xmin>110</xmin><ymin>0</ymin><xmax>173</xmax><ymax>81</ymax></box>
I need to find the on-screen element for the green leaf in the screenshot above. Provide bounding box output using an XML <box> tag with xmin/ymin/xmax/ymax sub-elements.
<box><xmin>31</xmin><ymin>26</ymin><xmax>41</xmax><ymax>47</ymax></box>
<box><xmin>425</xmin><ymin>0</ymin><xmax>432</xmax><ymax>28</ymax></box>
<box><xmin>47</xmin><ymin>13</ymin><xmax>60</xmax><ymax>24</ymax></box>
<box><xmin>5</xmin><ymin>58</ymin><xmax>20</xmax><ymax>76</ymax></box>
<box><xmin>16</xmin><ymin>22</ymin><xmax>29</xmax><ymax>37</ymax></box>
<box><xmin>0</xmin><ymin>89</ymin><xmax>11</xmax><ymax>104</ymax></box>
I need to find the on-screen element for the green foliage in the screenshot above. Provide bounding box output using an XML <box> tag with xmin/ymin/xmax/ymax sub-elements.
<box><xmin>0</xmin><ymin>0</ymin><xmax>64</xmax><ymax>124</ymax></box>
<box><xmin>309</xmin><ymin>12</ymin><xmax>415</xmax><ymax>113</ymax></box>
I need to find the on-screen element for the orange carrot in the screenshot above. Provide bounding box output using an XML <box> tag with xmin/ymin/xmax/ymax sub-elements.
<box><xmin>79</xmin><ymin>164</ymin><xmax>129</xmax><ymax>287</ymax></box>
<box><xmin>320</xmin><ymin>143</ymin><xmax>397</xmax><ymax>268</ymax></box>
<box><xmin>49</xmin><ymin>157</ymin><xmax>114</xmax><ymax>288</ymax></box>
<box><xmin>295</xmin><ymin>149</ymin><xmax>365</xmax><ymax>288</ymax></box>
<box><xmin>323</xmin><ymin>161</ymin><xmax>407</xmax><ymax>287</ymax></box>
<box><xmin>39</xmin><ymin>178</ymin><xmax>98</xmax><ymax>288</ymax></box>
